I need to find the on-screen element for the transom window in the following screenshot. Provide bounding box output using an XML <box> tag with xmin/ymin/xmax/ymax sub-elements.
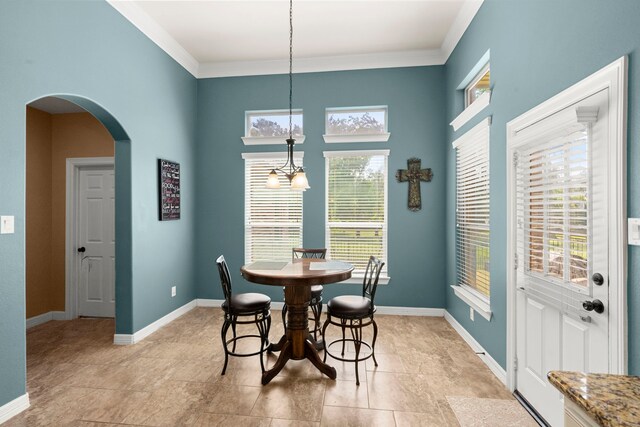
<box><xmin>245</xmin><ymin>110</ymin><xmax>303</xmax><ymax>138</ymax></box>
<box><xmin>465</xmin><ymin>63</ymin><xmax>490</xmax><ymax>107</ymax></box>
<box><xmin>243</xmin><ymin>152</ymin><xmax>303</xmax><ymax>263</ymax></box>
<box><xmin>324</xmin><ymin>150</ymin><xmax>389</xmax><ymax>279</ymax></box>
<box><xmin>325</xmin><ymin>106</ymin><xmax>387</xmax><ymax>136</ymax></box>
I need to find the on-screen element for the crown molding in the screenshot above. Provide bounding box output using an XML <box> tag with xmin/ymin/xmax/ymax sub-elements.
<box><xmin>106</xmin><ymin>0</ymin><xmax>199</xmax><ymax>77</ymax></box>
<box><xmin>107</xmin><ymin>0</ymin><xmax>484</xmax><ymax>79</ymax></box>
<box><xmin>197</xmin><ymin>49</ymin><xmax>446</xmax><ymax>78</ymax></box>
<box><xmin>440</xmin><ymin>0</ymin><xmax>484</xmax><ymax>62</ymax></box>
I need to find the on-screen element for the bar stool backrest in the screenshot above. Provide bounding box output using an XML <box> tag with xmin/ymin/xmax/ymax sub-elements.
<box><xmin>362</xmin><ymin>256</ymin><xmax>384</xmax><ymax>306</ymax></box>
<box><xmin>292</xmin><ymin>248</ymin><xmax>327</xmax><ymax>260</ymax></box>
<box><xmin>216</xmin><ymin>255</ymin><xmax>233</xmax><ymax>305</ymax></box>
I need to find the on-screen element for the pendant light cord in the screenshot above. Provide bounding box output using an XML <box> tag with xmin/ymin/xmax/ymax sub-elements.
<box><xmin>289</xmin><ymin>0</ymin><xmax>293</xmax><ymax>140</ymax></box>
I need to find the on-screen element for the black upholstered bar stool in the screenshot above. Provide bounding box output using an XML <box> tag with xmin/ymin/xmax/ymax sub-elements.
<box><xmin>216</xmin><ymin>255</ymin><xmax>271</xmax><ymax>375</ymax></box>
<box><xmin>321</xmin><ymin>256</ymin><xmax>384</xmax><ymax>385</ymax></box>
<box><xmin>281</xmin><ymin>248</ymin><xmax>326</xmax><ymax>340</ymax></box>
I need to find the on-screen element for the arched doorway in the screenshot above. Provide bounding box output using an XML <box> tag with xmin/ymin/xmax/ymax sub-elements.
<box><xmin>25</xmin><ymin>94</ymin><xmax>132</xmax><ymax>335</ymax></box>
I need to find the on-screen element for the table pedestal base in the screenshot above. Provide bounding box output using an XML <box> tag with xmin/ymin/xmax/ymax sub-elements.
<box><xmin>262</xmin><ymin>285</ymin><xmax>336</xmax><ymax>385</ymax></box>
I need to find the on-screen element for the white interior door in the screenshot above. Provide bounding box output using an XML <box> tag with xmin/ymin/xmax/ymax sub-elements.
<box><xmin>513</xmin><ymin>89</ymin><xmax>610</xmax><ymax>426</ymax></box>
<box><xmin>77</xmin><ymin>166</ymin><xmax>115</xmax><ymax>318</ymax></box>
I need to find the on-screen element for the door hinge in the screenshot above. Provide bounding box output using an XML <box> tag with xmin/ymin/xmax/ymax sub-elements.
<box><xmin>514</xmin><ymin>253</ymin><xmax>518</xmax><ymax>270</ymax></box>
<box><xmin>513</xmin><ymin>357</ymin><xmax>518</xmax><ymax>371</ymax></box>
<box><xmin>513</xmin><ymin>152</ymin><xmax>519</xmax><ymax>168</ymax></box>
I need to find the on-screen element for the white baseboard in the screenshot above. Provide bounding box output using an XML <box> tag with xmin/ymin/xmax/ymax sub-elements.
<box><xmin>196</xmin><ymin>299</ymin><xmax>442</xmax><ymax>317</ymax></box>
<box><xmin>0</xmin><ymin>393</ymin><xmax>29</xmax><ymax>424</ymax></box>
<box><xmin>444</xmin><ymin>311</ymin><xmax>507</xmax><ymax>385</ymax></box>
<box><xmin>376</xmin><ymin>306</ymin><xmax>444</xmax><ymax>316</ymax></box>
<box><xmin>113</xmin><ymin>300</ymin><xmax>197</xmax><ymax>345</ymax></box>
<box><xmin>196</xmin><ymin>298</ymin><xmax>285</xmax><ymax>310</ymax></box>
<box><xmin>26</xmin><ymin>311</ymin><xmax>67</xmax><ymax>329</ymax></box>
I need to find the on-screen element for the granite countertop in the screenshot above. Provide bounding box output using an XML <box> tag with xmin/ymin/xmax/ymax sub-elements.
<box><xmin>548</xmin><ymin>371</ymin><xmax>640</xmax><ymax>427</ymax></box>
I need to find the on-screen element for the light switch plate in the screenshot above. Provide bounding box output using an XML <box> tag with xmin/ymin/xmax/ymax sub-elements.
<box><xmin>0</xmin><ymin>216</ymin><xmax>14</xmax><ymax>234</ymax></box>
<box><xmin>629</xmin><ymin>218</ymin><xmax>640</xmax><ymax>245</ymax></box>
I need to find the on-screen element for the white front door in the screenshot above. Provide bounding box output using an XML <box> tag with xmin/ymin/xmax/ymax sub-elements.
<box><xmin>513</xmin><ymin>89</ymin><xmax>610</xmax><ymax>426</ymax></box>
<box><xmin>77</xmin><ymin>166</ymin><xmax>115</xmax><ymax>318</ymax></box>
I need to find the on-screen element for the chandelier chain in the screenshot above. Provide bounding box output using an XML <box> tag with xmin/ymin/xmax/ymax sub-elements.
<box><xmin>289</xmin><ymin>0</ymin><xmax>293</xmax><ymax>139</ymax></box>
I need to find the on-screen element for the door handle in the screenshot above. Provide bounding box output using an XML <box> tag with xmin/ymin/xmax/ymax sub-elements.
<box><xmin>582</xmin><ymin>299</ymin><xmax>605</xmax><ymax>314</ymax></box>
<box><xmin>592</xmin><ymin>272</ymin><xmax>604</xmax><ymax>286</ymax></box>
<box><xmin>77</xmin><ymin>246</ymin><xmax>86</xmax><ymax>253</ymax></box>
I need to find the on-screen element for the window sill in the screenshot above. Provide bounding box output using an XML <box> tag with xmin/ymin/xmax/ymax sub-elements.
<box><xmin>323</xmin><ymin>133</ymin><xmax>390</xmax><ymax>144</ymax></box>
<box><xmin>242</xmin><ymin>135</ymin><xmax>306</xmax><ymax>146</ymax></box>
<box><xmin>450</xmin><ymin>90</ymin><xmax>491</xmax><ymax>132</ymax></box>
<box><xmin>451</xmin><ymin>285</ymin><xmax>492</xmax><ymax>321</ymax></box>
<box><xmin>337</xmin><ymin>275</ymin><xmax>390</xmax><ymax>285</ymax></box>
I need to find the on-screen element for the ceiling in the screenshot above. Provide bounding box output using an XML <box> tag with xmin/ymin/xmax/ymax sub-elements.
<box><xmin>107</xmin><ymin>0</ymin><xmax>483</xmax><ymax>78</ymax></box>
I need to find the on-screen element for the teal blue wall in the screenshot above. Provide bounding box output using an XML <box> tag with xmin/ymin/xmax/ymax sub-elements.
<box><xmin>0</xmin><ymin>0</ymin><xmax>197</xmax><ymax>406</ymax></box>
<box><xmin>444</xmin><ymin>0</ymin><xmax>640</xmax><ymax>373</ymax></box>
<box><xmin>195</xmin><ymin>67</ymin><xmax>448</xmax><ymax>306</ymax></box>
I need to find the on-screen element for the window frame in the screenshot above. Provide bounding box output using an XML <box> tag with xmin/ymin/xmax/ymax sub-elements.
<box><xmin>242</xmin><ymin>109</ymin><xmax>306</xmax><ymax>146</ymax></box>
<box><xmin>323</xmin><ymin>106</ymin><xmax>391</xmax><ymax>143</ymax></box>
<box><xmin>242</xmin><ymin>151</ymin><xmax>304</xmax><ymax>264</ymax></box>
<box><xmin>323</xmin><ymin>149</ymin><xmax>390</xmax><ymax>284</ymax></box>
<box><xmin>451</xmin><ymin>117</ymin><xmax>491</xmax><ymax>319</ymax></box>
<box><xmin>464</xmin><ymin>62</ymin><xmax>491</xmax><ymax>108</ymax></box>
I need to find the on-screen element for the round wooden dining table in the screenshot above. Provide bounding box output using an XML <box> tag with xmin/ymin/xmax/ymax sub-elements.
<box><xmin>241</xmin><ymin>258</ymin><xmax>353</xmax><ymax>385</ymax></box>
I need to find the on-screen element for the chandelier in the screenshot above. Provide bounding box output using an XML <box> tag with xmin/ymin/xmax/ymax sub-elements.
<box><xmin>265</xmin><ymin>0</ymin><xmax>309</xmax><ymax>191</ymax></box>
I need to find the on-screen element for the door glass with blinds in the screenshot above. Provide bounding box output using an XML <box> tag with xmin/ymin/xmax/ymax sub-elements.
<box><xmin>453</xmin><ymin>118</ymin><xmax>490</xmax><ymax>298</ymax></box>
<box><xmin>324</xmin><ymin>150</ymin><xmax>388</xmax><ymax>276</ymax></box>
<box><xmin>515</xmin><ymin>93</ymin><xmax>607</xmax><ymax>317</ymax></box>
<box><xmin>243</xmin><ymin>153</ymin><xmax>303</xmax><ymax>263</ymax></box>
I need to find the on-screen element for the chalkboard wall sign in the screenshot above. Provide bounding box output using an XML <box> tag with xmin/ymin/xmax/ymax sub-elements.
<box><xmin>158</xmin><ymin>159</ymin><xmax>180</xmax><ymax>221</ymax></box>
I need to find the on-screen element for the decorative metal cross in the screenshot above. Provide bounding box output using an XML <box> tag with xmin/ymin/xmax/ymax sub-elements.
<box><xmin>395</xmin><ymin>158</ymin><xmax>433</xmax><ymax>211</ymax></box>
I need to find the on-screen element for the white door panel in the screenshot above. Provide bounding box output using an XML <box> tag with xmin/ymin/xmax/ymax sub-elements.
<box><xmin>78</xmin><ymin>167</ymin><xmax>115</xmax><ymax>318</ymax></box>
<box><xmin>514</xmin><ymin>89</ymin><xmax>610</xmax><ymax>426</ymax></box>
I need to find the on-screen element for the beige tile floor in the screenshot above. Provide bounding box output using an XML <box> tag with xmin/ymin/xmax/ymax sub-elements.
<box><xmin>6</xmin><ymin>307</ymin><xmax>535</xmax><ymax>426</ymax></box>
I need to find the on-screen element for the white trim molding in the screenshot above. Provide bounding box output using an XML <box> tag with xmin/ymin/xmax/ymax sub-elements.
<box><xmin>198</xmin><ymin>49</ymin><xmax>446</xmax><ymax>78</ymax></box>
<box><xmin>441</xmin><ymin>1</ymin><xmax>485</xmax><ymax>62</ymax></box>
<box><xmin>106</xmin><ymin>0</ymin><xmax>199</xmax><ymax>77</ymax></box>
<box><xmin>113</xmin><ymin>300</ymin><xmax>197</xmax><ymax>345</ymax></box>
<box><xmin>107</xmin><ymin>1</ymin><xmax>483</xmax><ymax>78</ymax></box>
<box><xmin>242</xmin><ymin>136</ymin><xmax>306</xmax><ymax>146</ymax></box>
<box><xmin>323</xmin><ymin>133</ymin><xmax>390</xmax><ymax>144</ymax></box>
<box><xmin>0</xmin><ymin>393</ymin><xmax>30</xmax><ymax>425</ymax></box>
<box><xmin>505</xmin><ymin>56</ymin><xmax>628</xmax><ymax>390</ymax></box>
<box><xmin>450</xmin><ymin>90</ymin><xmax>491</xmax><ymax>132</ymax></box>
<box><xmin>26</xmin><ymin>311</ymin><xmax>67</xmax><ymax>329</ymax></box>
<box><xmin>451</xmin><ymin>285</ymin><xmax>492</xmax><ymax>321</ymax></box>
<box><xmin>445</xmin><ymin>311</ymin><xmax>506</xmax><ymax>385</ymax></box>
<box><xmin>65</xmin><ymin>157</ymin><xmax>115</xmax><ymax>321</ymax></box>
<box><xmin>241</xmin><ymin>151</ymin><xmax>304</xmax><ymax>160</ymax></box>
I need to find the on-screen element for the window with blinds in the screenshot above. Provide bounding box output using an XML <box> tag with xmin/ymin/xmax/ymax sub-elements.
<box><xmin>243</xmin><ymin>153</ymin><xmax>303</xmax><ymax>264</ymax></box>
<box><xmin>324</xmin><ymin>150</ymin><xmax>388</xmax><ymax>276</ymax></box>
<box><xmin>453</xmin><ymin>118</ymin><xmax>490</xmax><ymax>298</ymax></box>
<box><xmin>517</xmin><ymin>123</ymin><xmax>589</xmax><ymax>288</ymax></box>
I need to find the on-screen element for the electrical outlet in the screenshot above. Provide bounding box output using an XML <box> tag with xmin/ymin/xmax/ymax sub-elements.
<box><xmin>171</xmin><ymin>286</ymin><xmax>176</xmax><ymax>297</ymax></box>
<box><xmin>470</xmin><ymin>307</ymin><xmax>475</xmax><ymax>321</ymax></box>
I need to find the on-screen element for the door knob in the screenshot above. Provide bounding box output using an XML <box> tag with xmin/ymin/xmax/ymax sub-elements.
<box><xmin>592</xmin><ymin>272</ymin><xmax>604</xmax><ymax>286</ymax></box>
<box><xmin>582</xmin><ymin>299</ymin><xmax>605</xmax><ymax>314</ymax></box>
<box><xmin>77</xmin><ymin>246</ymin><xmax>86</xmax><ymax>253</ymax></box>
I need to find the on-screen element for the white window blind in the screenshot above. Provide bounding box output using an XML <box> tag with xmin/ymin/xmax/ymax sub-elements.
<box><xmin>453</xmin><ymin>118</ymin><xmax>490</xmax><ymax>298</ymax></box>
<box><xmin>516</xmin><ymin>123</ymin><xmax>589</xmax><ymax>289</ymax></box>
<box><xmin>324</xmin><ymin>150</ymin><xmax>389</xmax><ymax>276</ymax></box>
<box><xmin>243</xmin><ymin>152</ymin><xmax>303</xmax><ymax>264</ymax></box>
